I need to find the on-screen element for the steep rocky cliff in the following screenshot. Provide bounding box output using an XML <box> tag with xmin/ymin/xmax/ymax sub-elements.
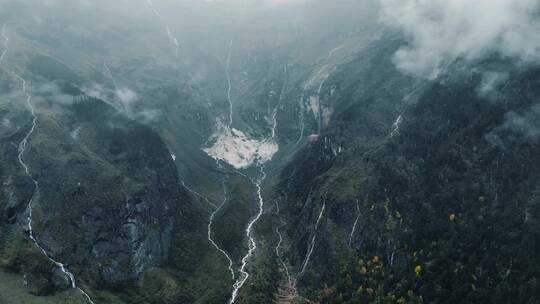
<box><xmin>274</xmin><ymin>56</ymin><xmax>540</xmax><ymax>303</ymax></box>
<box><xmin>0</xmin><ymin>65</ymin><xmax>188</xmax><ymax>299</ymax></box>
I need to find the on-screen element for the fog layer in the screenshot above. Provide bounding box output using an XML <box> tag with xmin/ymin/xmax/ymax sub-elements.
<box><xmin>381</xmin><ymin>0</ymin><xmax>540</xmax><ymax>78</ymax></box>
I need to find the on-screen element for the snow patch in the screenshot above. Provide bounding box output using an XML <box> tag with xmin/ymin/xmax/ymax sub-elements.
<box><xmin>2</xmin><ymin>118</ymin><xmax>11</xmax><ymax>128</ymax></box>
<box><xmin>115</xmin><ymin>87</ymin><xmax>138</xmax><ymax>105</ymax></box>
<box><xmin>203</xmin><ymin>121</ymin><xmax>278</xmax><ymax>169</ymax></box>
<box><xmin>71</xmin><ymin>127</ymin><xmax>81</xmax><ymax>140</ymax></box>
<box><xmin>309</xmin><ymin>96</ymin><xmax>320</xmax><ymax>117</ymax></box>
<box><xmin>322</xmin><ymin>107</ymin><xmax>333</xmax><ymax>128</ymax></box>
<box><xmin>308</xmin><ymin>134</ymin><xmax>319</xmax><ymax>142</ymax></box>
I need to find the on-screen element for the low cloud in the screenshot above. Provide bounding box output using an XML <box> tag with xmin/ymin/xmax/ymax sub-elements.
<box><xmin>82</xmin><ymin>84</ymin><xmax>160</xmax><ymax>123</ymax></box>
<box><xmin>476</xmin><ymin>71</ymin><xmax>509</xmax><ymax>99</ymax></box>
<box><xmin>380</xmin><ymin>0</ymin><xmax>540</xmax><ymax>78</ymax></box>
<box><xmin>502</xmin><ymin>103</ymin><xmax>540</xmax><ymax>141</ymax></box>
<box><xmin>34</xmin><ymin>81</ymin><xmax>75</xmax><ymax>105</ymax></box>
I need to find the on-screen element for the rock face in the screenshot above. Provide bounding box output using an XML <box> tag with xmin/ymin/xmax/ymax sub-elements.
<box><xmin>0</xmin><ymin>96</ymin><xmax>36</xmax><ymax>226</ymax></box>
<box><xmin>275</xmin><ymin>44</ymin><xmax>540</xmax><ymax>302</ymax></box>
<box><xmin>30</xmin><ymin>96</ymin><xmax>182</xmax><ymax>284</ymax></box>
<box><xmin>83</xmin><ymin>194</ymin><xmax>175</xmax><ymax>283</ymax></box>
<box><xmin>51</xmin><ymin>268</ymin><xmax>72</xmax><ymax>291</ymax></box>
<box><xmin>0</xmin><ymin>72</ymin><xmax>184</xmax><ymax>288</ymax></box>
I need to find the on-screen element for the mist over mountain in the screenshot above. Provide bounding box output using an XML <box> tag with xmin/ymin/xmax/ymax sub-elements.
<box><xmin>381</xmin><ymin>0</ymin><xmax>540</xmax><ymax>78</ymax></box>
<box><xmin>0</xmin><ymin>1</ymin><xmax>539</xmax><ymax>304</ymax></box>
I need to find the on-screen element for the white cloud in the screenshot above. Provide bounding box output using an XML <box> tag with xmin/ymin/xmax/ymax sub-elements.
<box><xmin>34</xmin><ymin>81</ymin><xmax>74</xmax><ymax>105</ymax></box>
<box><xmin>476</xmin><ymin>71</ymin><xmax>509</xmax><ymax>99</ymax></box>
<box><xmin>380</xmin><ymin>0</ymin><xmax>540</xmax><ymax>78</ymax></box>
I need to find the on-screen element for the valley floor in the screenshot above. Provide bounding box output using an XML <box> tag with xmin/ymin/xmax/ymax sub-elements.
<box><xmin>0</xmin><ymin>270</ymin><xmax>88</xmax><ymax>304</ymax></box>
